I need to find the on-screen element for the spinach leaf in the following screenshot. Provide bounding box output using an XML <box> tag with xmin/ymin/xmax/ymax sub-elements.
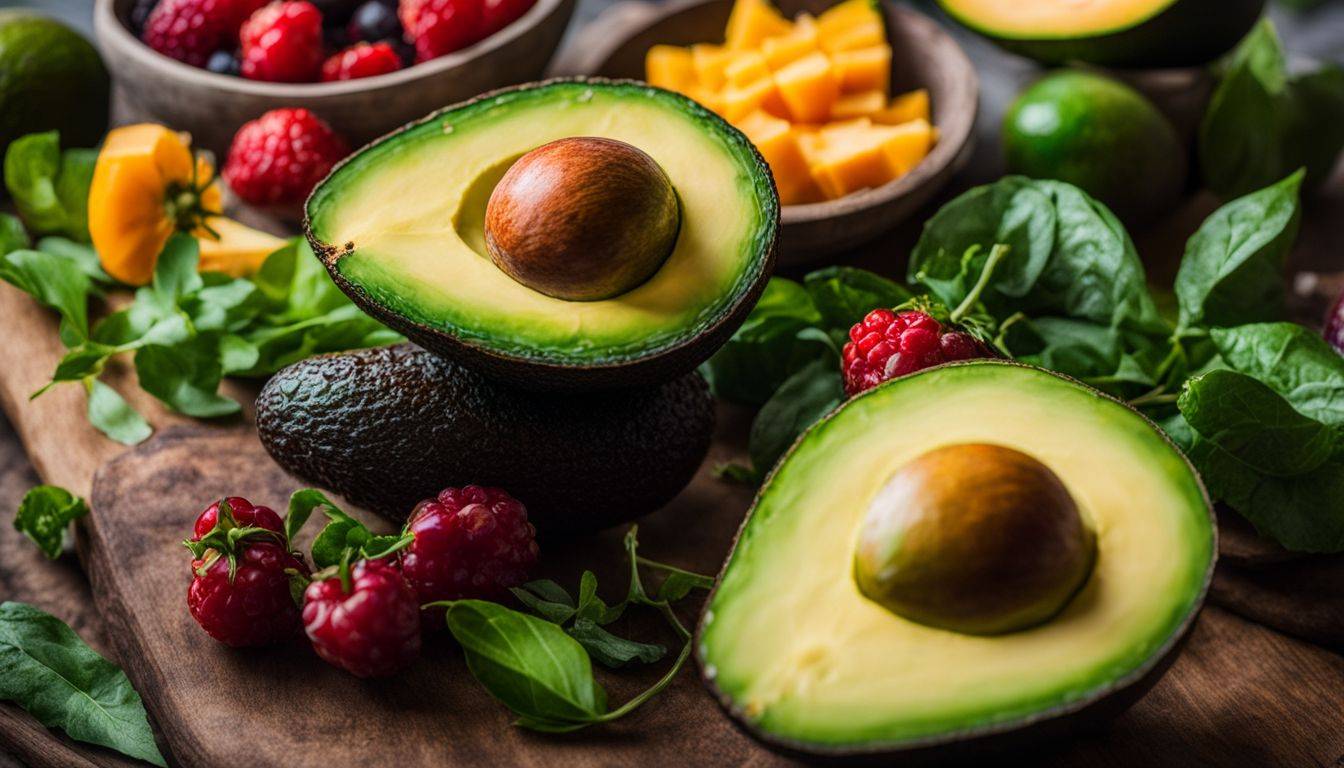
<box><xmin>1210</xmin><ymin>323</ymin><xmax>1344</xmax><ymax>425</ymax></box>
<box><xmin>13</xmin><ymin>485</ymin><xmax>89</xmax><ymax>559</ymax></box>
<box><xmin>1179</xmin><ymin>369</ymin><xmax>1333</xmax><ymax>476</ymax></box>
<box><xmin>0</xmin><ymin>602</ymin><xmax>167</xmax><ymax>766</ymax></box>
<box><xmin>510</xmin><ymin>581</ymin><xmax>577</xmax><ymax>624</ymax></box>
<box><xmin>446</xmin><ymin>600</ymin><xmax>607</xmax><ymax>727</ymax></box>
<box><xmin>1174</xmin><ymin>171</ymin><xmax>1303</xmax><ymax>330</ymax></box>
<box><xmin>85</xmin><ymin>379</ymin><xmax>152</xmax><ymax>446</ymax></box>
<box><xmin>998</xmin><ymin>316</ymin><xmax>1169</xmax><ymax>398</ymax></box>
<box><xmin>134</xmin><ymin>341</ymin><xmax>240</xmax><ymax>418</ymax></box>
<box><xmin>567</xmin><ymin>618</ymin><xmax>666</xmax><ymax>668</ymax></box>
<box><xmin>1</xmin><ymin>213</ymin><xmax>29</xmax><ymax>255</ymax></box>
<box><xmin>803</xmin><ymin>266</ymin><xmax>912</xmax><ymax>330</ymax></box>
<box><xmin>747</xmin><ymin>359</ymin><xmax>844</xmax><ymax>480</ymax></box>
<box><xmin>3</xmin><ymin>132</ymin><xmax>96</xmax><ymax>242</ymax></box>
<box><xmin>1199</xmin><ymin>19</ymin><xmax>1344</xmax><ymax>197</ymax></box>
<box><xmin>701</xmin><ymin>277</ymin><xmax>827</xmax><ymax>405</ymax></box>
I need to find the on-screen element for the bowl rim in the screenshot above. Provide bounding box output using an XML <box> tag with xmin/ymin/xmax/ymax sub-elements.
<box><xmin>93</xmin><ymin>0</ymin><xmax>573</xmax><ymax>97</ymax></box>
<box><xmin>580</xmin><ymin>0</ymin><xmax>980</xmax><ymax>223</ymax></box>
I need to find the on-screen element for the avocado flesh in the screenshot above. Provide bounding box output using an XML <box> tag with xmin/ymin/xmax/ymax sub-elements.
<box><xmin>255</xmin><ymin>344</ymin><xmax>715</xmax><ymax>533</ymax></box>
<box><xmin>936</xmin><ymin>0</ymin><xmax>1265</xmax><ymax>67</ymax></box>
<box><xmin>699</xmin><ymin>361</ymin><xmax>1213</xmax><ymax>752</ymax></box>
<box><xmin>306</xmin><ymin>81</ymin><xmax>776</xmax><ymax>385</ymax></box>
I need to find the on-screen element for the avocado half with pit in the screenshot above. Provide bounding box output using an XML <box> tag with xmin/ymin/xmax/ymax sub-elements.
<box><xmin>305</xmin><ymin>78</ymin><xmax>779</xmax><ymax>391</ymax></box>
<box><xmin>936</xmin><ymin>0</ymin><xmax>1265</xmax><ymax>68</ymax></box>
<box><xmin>699</xmin><ymin>361</ymin><xmax>1215</xmax><ymax>759</ymax></box>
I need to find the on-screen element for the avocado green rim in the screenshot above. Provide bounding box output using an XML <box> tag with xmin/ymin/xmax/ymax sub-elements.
<box><xmin>302</xmin><ymin>76</ymin><xmax>780</xmax><ymax>381</ymax></box>
<box><xmin>935</xmin><ymin>0</ymin><xmax>1175</xmax><ymax>41</ymax></box>
<box><xmin>694</xmin><ymin>358</ymin><xmax>1218</xmax><ymax>760</ymax></box>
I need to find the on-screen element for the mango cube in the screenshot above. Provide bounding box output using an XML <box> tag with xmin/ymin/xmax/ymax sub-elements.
<box><xmin>760</xmin><ymin>14</ymin><xmax>820</xmax><ymax>70</ymax></box>
<box><xmin>873</xmin><ymin>88</ymin><xmax>931</xmax><ymax>125</ymax></box>
<box><xmin>832</xmin><ymin>45</ymin><xmax>891</xmax><ymax>93</ymax></box>
<box><xmin>816</xmin><ymin>0</ymin><xmax>881</xmax><ymax>39</ymax></box>
<box><xmin>821</xmin><ymin>20</ymin><xmax>886</xmax><ymax>53</ymax></box>
<box><xmin>646</xmin><ymin>45</ymin><xmax>697</xmax><ymax>91</ymax></box>
<box><xmin>877</xmin><ymin>118</ymin><xmax>936</xmax><ymax>175</ymax></box>
<box><xmin>736</xmin><ymin>110</ymin><xmax>822</xmax><ymax>205</ymax></box>
<box><xmin>725</xmin><ymin>0</ymin><xmax>793</xmax><ymax>49</ymax></box>
<box><xmin>773</xmin><ymin>51</ymin><xmax>839</xmax><ymax>124</ymax></box>
<box><xmin>692</xmin><ymin>44</ymin><xmax>733</xmax><ymax>90</ymax></box>
<box><xmin>721</xmin><ymin>77</ymin><xmax>788</xmax><ymax>122</ymax></box>
<box><xmin>831</xmin><ymin>89</ymin><xmax>887</xmax><ymax>120</ymax></box>
<box><xmin>724</xmin><ymin>50</ymin><xmax>772</xmax><ymax>88</ymax></box>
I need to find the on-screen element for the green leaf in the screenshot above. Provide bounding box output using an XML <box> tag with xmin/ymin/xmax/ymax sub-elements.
<box><xmin>0</xmin><ymin>248</ymin><xmax>94</xmax><ymax>343</ymax></box>
<box><xmin>446</xmin><ymin>600</ymin><xmax>606</xmax><ymax>726</ymax></box>
<box><xmin>285</xmin><ymin>488</ymin><xmax>337</xmax><ymax>547</ymax></box>
<box><xmin>3</xmin><ymin>133</ymin><xmax>95</xmax><ymax>241</ymax></box>
<box><xmin>37</xmin><ymin>237</ymin><xmax>113</xmax><ymax>286</ymax></box>
<box><xmin>511</xmin><ymin>585</ymin><xmax>578</xmax><ymax>624</ymax></box>
<box><xmin>1185</xmin><ymin>438</ymin><xmax>1344</xmax><ymax>553</ymax></box>
<box><xmin>85</xmin><ymin>379</ymin><xmax>152</xmax><ymax>446</ymax></box>
<box><xmin>657</xmin><ymin>570</ymin><xmax>715</xmax><ymax>602</ymax></box>
<box><xmin>747</xmin><ymin>359</ymin><xmax>844</xmax><ymax>479</ymax></box>
<box><xmin>517</xmin><ymin>579</ymin><xmax>574</xmax><ymax>607</ymax></box>
<box><xmin>1179</xmin><ymin>369</ymin><xmax>1333</xmax><ymax>476</ymax></box>
<box><xmin>13</xmin><ymin>486</ymin><xmax>89</xmax><ymax>559</ymax></box>
<box><xmin>1210</xmin><ymin>323</ymin><xmax>1344</xmax><ymax>425</ymax></box>
<box><xmin>700</xmin><ymin>277</ymin><xmax>828</xmax><ymax>406</ymax></box>
<box><xmin>1199</xmin><ymin>19</ymin><xmax>1344</xmax><ymax>197</ymax></box>
<box><xmin>150</xmin><ymin>234</ymin><xmax>204</xmax><ymax>306</ymax></box>
<box><xmin>1174</xmin><ymin>171</ymin><xmax>1303</xmax><ymax>330</ymax></box>
<box><xmin>133</xmin><ymin>341</ymin><xmax>240</xmax><ymax>419</ymax></box>
<box><xmin>802</xmin><ymin>266</ymin><xmax>912</xmax><ymax>330</ymax></box>
<box><xmin>0</xmin><ymin>213</ymin><xmax>29</xmax><ymax>255</ymax></box>
<box><xmin>567</xmin><ymin>618</ymin><xmax>666</xmax><ymax>669</ymax></box>
<box><xmin>0</xmin><ymin>602</ymin><xmax>167</xmax><ymax>766</ymax></box>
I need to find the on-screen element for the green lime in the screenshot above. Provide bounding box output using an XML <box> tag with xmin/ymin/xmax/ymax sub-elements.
<box><xmin>1003</xmin><ymin>70</ymin><xmax>1186</xmax><ymax>225</ymax></box>
<box><xmin>0</xmin><ymin>11</ymin><xmax>110</xmax><ymax>157</ymax></box>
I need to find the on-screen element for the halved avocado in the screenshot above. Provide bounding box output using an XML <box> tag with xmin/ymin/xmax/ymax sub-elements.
<box><xmin>936</xmin><ymin>0</ymin><xmax>1265</xmax><ymax>68</ymax></box>
<box><xmin>698</xmin><ymin>361</ymin><xmax>1215</xmax><ymax>759</ymax></box>
<box><xmin>305</xmin><ymin>78</ymin><xmax>778</xmax><ymax>391</ymax></box>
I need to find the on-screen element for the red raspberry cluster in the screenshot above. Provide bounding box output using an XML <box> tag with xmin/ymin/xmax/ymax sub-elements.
<box><xmin>842</xmin><ymin>309</ymin><xmax>987</xmax><ymax>395</ymax></box>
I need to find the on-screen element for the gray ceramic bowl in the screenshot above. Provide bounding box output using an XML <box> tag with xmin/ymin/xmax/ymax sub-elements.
<box><xmin>94</xmin><ymin>0</ymin><xmax>577</xmax><ymax>155</ymax></box>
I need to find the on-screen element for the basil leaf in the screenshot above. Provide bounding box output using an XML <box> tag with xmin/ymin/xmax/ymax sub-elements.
<box><xmin>802</xmin><ymin>266</ymin><xmax>912</xmax><ymax>330</ymax></box>
<box><xmin>657</xmin><ymin>570</ymin><xmax>715</xmax><ymax>602</ymax></box>
<box><xmin>0</xmin><ymin>248</ymin><xmax>94</xmax><ymax>343</ymax></box>
<box><xmin>701</xmin><ymin>277</ymin><xmax>827</xmax><ymax>405</ymax></box>
<box><xmin>133</xmin><ymin>340</ymin><xmax>240</xmax><ymax>418</ymax></box>
<box><xmin>747</xmin><ymin>359</ymin><xmax>844</xmax><ymax>479</ymax></box>
<box><xmin>1210</xmin><ymin>323</ymin><xmax>1344</xmax><ymax>425</ymax></box>
<box><xmin>1186</xmin><ymin>439</ymin><xmax>1344</xmax><ymax>553</ymax></box>
<box><xmin>1179</xmin><ymin>369</ymin><xmax>1333</xmax><ymax>476</ymax></box>
<box><xmin>0</xmin><ymin>602</ymin><xmax>167</xmax><ymax>767</ymax></box>
<box><xmin>1</xmin><ymin>213</ymin><xmax>29</xmax><ymax>255</ymax></box>
<box><xmin>516</xmin><ymin>579</ymin><xmax>574</xmax><ymax>607</ymax></box>
<box><xmin>1174</xmin><ymin>171</ymin><xmax>1303</xmax><ymax>330</ymax></box>
<box><xmin>13</xmin><ymin>485</ymin><xmax>89</xmax><ymax>559</ymax></box>
<box><xmin>567</xmin><ymin>618</ymin><xmax>666</xmax><ymax>669</ymax></box>
<box><xmin>511</xmin><ymin>586</ymin><xmax>577</xmax><ymax>624</ymax></box>
<box><xmin>85</xmin><ymin>379</ymin><xmax>152</xmax><ymax>446</ymax></box>
<box><xmin>446</xmin><ymin>600</ymin><xmax>606</xmax><ymax>726</ymax></box>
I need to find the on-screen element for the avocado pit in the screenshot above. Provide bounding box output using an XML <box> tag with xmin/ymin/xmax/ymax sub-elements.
<box><xmin>854</xmin><ymin>443</ymin><xmax>1096</xmax><ymax>635</ymax></box>
<box><xmin>483</xmin><ymin>136</ymin><xmax>681</xmax><ymax>302</ymax></box>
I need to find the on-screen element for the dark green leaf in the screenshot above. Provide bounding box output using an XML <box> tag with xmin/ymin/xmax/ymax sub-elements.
<box><xmin>0</xmin><ymin>602</ymin><xmax>166</xmax><ymax>766</ymax></box>
<box><xmin>133</xmin><ymin>341</ymin><xmax>240</xmax><ymax>418</ymax></box>
<box><xmin>802</xmin><ymin>266</ymin><xmax>912</xmax><ymax>330</ymax></box>
<box><xmin>13</xmin><ymin>486</ymin><xmax>88</xmax><ymax>559</ymax></box>
<box><xmin>511</xmin><ymin>586</ymin><xmax>577</xmax><ymax>624</ymax></box>
<box><xmin>1210</xmin><ymin>323</ymin><xmax>1344</xmax><ymax>425</ymax></box>
<box><xmin>747</xmin><ymin>359</ymin><xmax>844</xmax><ymax>479</ymax></box>
<box><xmin>1174</xmin><ymin>171</ymin><xmax>1303</xmax><ymax>330</ymax></box>
<box><xmin>46</xmin><ymin>346</ymin><xmax>113</xmax><ymax>386</ymax></box>
<box><xmin>285</xmin><ymin>488</ymin><xmax>337</xmax><ymax>547</ymax></box>
<box><xmin>701</xmin><ymin>278</ymin><xmax>828</xmax><ymax>405</ymax></box>
<box><xmin>0</xmin><ymin>213</ymin><xmax>29</xmax><ymax>255</ymax></box>
<box><xmin>517</xmin><ymin>579</ymin><xmax>574</xmax><ymax>607</ymax></box>
<box><xmin>446</xmin><ymin>600</ymin><xmax>606</xmax><ymax>726</ymax></box>
<box><xmin>575</xmin><ymin>570</ymin><xmax>611</xmax><ymax>623</ymax></box>
<box><xmin>1179</xmin><ymin>369</ymin><xmax>1333</xmax><ymax>476</ymax></box>
<box><xmin>85</xmin><ymin>380</ymin><xmax>151</xmax><ymax>446</ymax></box>
<box><xmin>657</xmin><ymin>571</ymin><xmax>715</xmax><ymax>602</ymax></box>
<box><xmin>567</xmin><ymin>618</ymin><xmax>666</xmax><ymax>668</ymax></box>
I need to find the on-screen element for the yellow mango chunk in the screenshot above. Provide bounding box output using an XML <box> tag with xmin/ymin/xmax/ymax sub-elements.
<box><xmin>761</xmin><ymin>14</ymin><xmax>820</xmax><ymax>70</ymax></box>
<box><xmin>692</xmin><ymin>44</ymin><xmax>733</xmax><ymax>90</ymax></box>
<box><xmin>817</xmin><ymin>0</ymin><xmax>881</xmax><ymax>38</ymax></box>
<box><xmin>873</xmin><ymin>88</ymin><xmax>931</xmax><ymax>125</ymax></box>
<box><xmin>688</xmin><ymin>86</ymin><xmax>725</xmax><ymax>114</ymax></box>
<box><xmin>725</xmin><ymin>0</ymin><xmax>793</xmax><ymax>49</ymax></box>
<box><xmin>832</xmin><ymin>45</ymin><xmax>891</xmax><ymax>93</ymax></box>
<box><xmin>876</xmin><ymin>118</ymin><xmax>937</xmax><ymax>175</ymax></box>
<box><xmin>831</xmin><ymin>89</ymin><xmax>887</xmax><ymax>120</ymax></box>
<box><xmin>197</xmin><ymin>216</ymin><xmax>286</xmax><ymax>278</ymax></box>
<box><xmin>735</xmin><ymin>110</ymin><xmax>823</xmax><ymax>205</ymax></box>
<box><xmin>807</xmin><ymin>136</ymin><xmax>892</xmax><ymax>199</ymax></box>
<box><xmin>773</xmin><ymin>51</ymin><xmax>839</xmax><ymax>124</ymax></box>
<box><xmin>646</xmin><ymin>45</ymin><xmax>697</xmax><ymax>92</ymax></box>
<box><xmin>821</xmin><ymin>19</ymin><xmax>886</xmax><ymax>53</ymax></box>
<box><xmin>724</xmin><ymin>50</ymin><xmax>772</xmax><ymax>88</ymax></box>
<box><xmin>721</xmin><ymin>77</ymin><xmax>788</xmax><ymax>122</ymax></box>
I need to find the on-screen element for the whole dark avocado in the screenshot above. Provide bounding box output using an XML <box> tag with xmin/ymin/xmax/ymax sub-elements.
<box><xmin>256</xmin><ymin>344</ymin><xmax>715</xmax><ymax>532</ymax></box>
<box><xmin>0</xmin><ymin>12</ymin><xmax>109</xmax><ymax>157</ymax></box>
<box><xmin>1003</xmin><ymin>70</ymin><xmax>1186</xmax><ymax>226</ymax></box>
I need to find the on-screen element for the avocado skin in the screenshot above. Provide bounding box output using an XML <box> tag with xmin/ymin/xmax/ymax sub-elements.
<box><xmin>940</xmin><ymin>0</ymin><xmax>1264</xmax><ymax>68</ymax></box>
<box><xmin>256</xmin><ymin>344</ymin><xmax>714</xmax><ymax>533</ymax></box>
<box><xmin>1003</xmin><ymin>71</ymin><xmax>1186</xmax><ymax>226</ymax></box>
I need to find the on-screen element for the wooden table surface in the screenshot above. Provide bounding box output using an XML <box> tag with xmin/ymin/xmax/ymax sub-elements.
<box><xmin>2</xmin><ymin>1</ymin><xmax>1343</xmax><ymax>766</ymax></box>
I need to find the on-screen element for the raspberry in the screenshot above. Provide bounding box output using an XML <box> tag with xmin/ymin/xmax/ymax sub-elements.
<box><xmin>239</xmin><ymin>1</ymin><xmax>324</xmax><ymax>82</ymax></box>
<box><xmin>303</xmin><ymin>558</ymin><xmax>421</xmax><ymax>677</ymax></box>
<box><xmin>321</xmin><ymin>41</ymin><xmax>402</xmax><ymax>81</ymax></box>
<box><xmin>841</xmin><ymin>309</ymin><xmax>988</xmax><ymax>396</ymax></box>
<box><xmin>400</xmin><ymin>486</ymin><xmax>538</xmax><ymax>608</ymax></box>
<box><xmin>141</xmin><ymin>0</ymin><xmax>233</xmax><ymax>67</ymax></box>
<box><xmin>479</xmin><ymin>0</ymin><xmax>533</xmax><ymax>37</ymax></box>
<box><xmin>400</xmin><ymin>0</ymin><xmax>484</xmax><ymax>63</ymax></box>
<box><xmin>222</xmin><ymin>108</ymin><xmax>350</xmax><ymax>213</ymax></box>
<box><xmin>185</xmin><ymin>497</ymin><xmax>309</xmax><ymax>647</ymax></box>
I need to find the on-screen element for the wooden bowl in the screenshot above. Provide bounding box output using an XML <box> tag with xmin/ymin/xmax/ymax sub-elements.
<box><xmin>568</xmin><ymin>0</ymin><xmax>978</xmax><ymax>265</ymax></box>
<box><xmin>93</xmin><ymin>0</ymin><xmax>577</xmax><ymax>156</ymax></box>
